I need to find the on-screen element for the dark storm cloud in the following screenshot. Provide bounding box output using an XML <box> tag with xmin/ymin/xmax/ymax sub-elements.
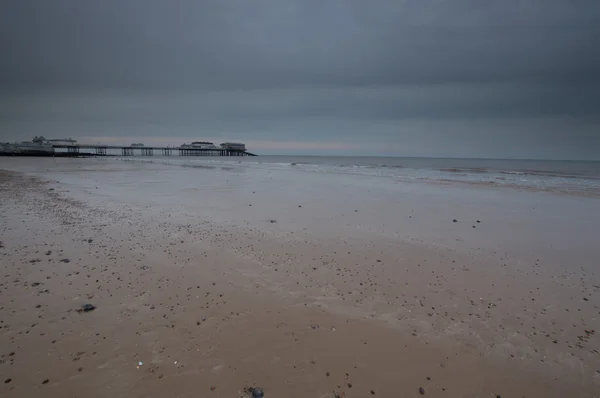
<box><xmin>2</xmin><ymin>0</ymin><xmax>599</xmax><ymax>89</ymax></box>
<box><xmin>1</xmin><ymin>0</ymin><xmax>599</xmax><ymax>158</ymax></box>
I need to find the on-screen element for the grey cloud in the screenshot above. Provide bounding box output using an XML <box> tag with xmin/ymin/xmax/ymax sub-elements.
<box><xmin>2</xmin><ymin>0</ymin><xmax>599</xmax><ymax>89</ymax></box>
<box><xmin>3</xmin><ymin>84</ymin><xmax>598</xmax><ymax>126</ymax></box>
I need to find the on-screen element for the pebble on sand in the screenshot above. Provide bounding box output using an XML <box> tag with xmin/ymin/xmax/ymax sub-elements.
<box><xmin>419</xmin><ymin>386</ymin><xmax>425</xmax><ymax>395</ymax></box>
<box><xmin>244</xmin><ymin>387</ymin><xmax>265</xmax><ymax>398</ymax></box>
<box><xmin>77</xmin><ymin>304</ymin><xmax>96</xmax><ymax>313</ymax></box>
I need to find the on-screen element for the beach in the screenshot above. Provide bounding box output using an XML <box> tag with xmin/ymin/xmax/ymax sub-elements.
<box><xmin>1</xmin><ymin>157</ymin><xmax>599</xmax><ymax>397</ymax></box>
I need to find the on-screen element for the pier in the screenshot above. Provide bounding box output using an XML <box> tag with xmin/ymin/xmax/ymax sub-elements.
<box><xmin>1</xmin><ymin>137</ymin><xmax>256</xmax><ymax>157</ymax></box>
<box><xmin>51</xmin><ymin>145</ymin><xmax>256</xmax><ymax>157</ymax></box>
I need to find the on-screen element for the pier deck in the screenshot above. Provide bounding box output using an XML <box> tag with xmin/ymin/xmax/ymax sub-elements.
<box><xmin>51</xmin><ymin>145</ymin><xmax>256</xmax><ymax>157</ymax></box>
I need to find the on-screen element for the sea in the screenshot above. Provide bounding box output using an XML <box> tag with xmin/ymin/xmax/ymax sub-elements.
<box><xmin>106</xmin><ymin>155</ymin><xmax>600</xmax><ymax>196</ymax></box>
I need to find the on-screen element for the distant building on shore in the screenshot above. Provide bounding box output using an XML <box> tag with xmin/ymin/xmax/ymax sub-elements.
<box><xmin>131</xmin><ymin>143</ymin><xmax>144</xmax><ymax>147</ymax></box>
<box><xmin>1</xmin><ymin>136</ymin><xmax>57</xmax><ymax>156</ymax></box>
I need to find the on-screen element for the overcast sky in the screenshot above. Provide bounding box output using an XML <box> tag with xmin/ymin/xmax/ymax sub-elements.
<box><xmin>1</xmin><ymin>0</ymin><xmax>599</xmax><ymax>158</ymax></box>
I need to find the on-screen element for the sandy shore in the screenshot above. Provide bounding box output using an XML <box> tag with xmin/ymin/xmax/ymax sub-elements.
<box><xmin>1</xmin><ymin>161</ymin><xmax>599</xmax><ymax>397</ymax></box>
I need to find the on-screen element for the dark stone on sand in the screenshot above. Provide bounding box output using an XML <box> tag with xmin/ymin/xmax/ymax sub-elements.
<box><xmin>453</xmin><ymin>219</ymin><xmax>457</xmax><ymax>223</ymax></box>
<box><xmin>245</xmin><ymin>387</ymin><xmax>264</xmax><ymax>398</ymax></box>
<box><xmin>419</xmin><ymin>387</ymin><xmax>425</xmax><ymax>395</ymax></box>
<box><xmin>42</xmin><ymin>379</ymin><xmax>49</xmax><ymax>384</ymax></box>
<box><xmin>4</xmin><ymin>378</ymin><xmax>11</xmax><ymax>384</ymax></box>
<box><xmin>477</xmin><ymin>220</ymin><xmax>481</xmax><ymax>223</ymax></box>
<box><xmin>583</xmin><ymin>297</ymin><xmax>589</xmax><ymax>301</ymax></box>
<box><xmin>59</xmin><ymin>259</ymin><xmax>70</xmax><ymax>263</ymax></box>
<box><xmin>472</xmin><ymin>225</ymin><xmax>476</xmax><ymax>228</ymax></box>
<box><xmin>79</xmin><ymin>304</ymin><xmax>96</xmax><ymax>312</ymax></box>
<box><xmin>269</xmin><ymin>220</ymin><xmax>276</xmax><ymax>223</ymax></box>
<box><xmin>31</xmin><ymin>282</ymin><xmax>40</xmax><ymax>287</ymax></box>
<box><xmin>370</xmin><ymin>390</ymin><xmax>375</xmax><ymax>395</ymax></box>
<box><xmin>45</xmin><ymin>250</ymin><xmax>52</xmax><ymax>255</ymax></box>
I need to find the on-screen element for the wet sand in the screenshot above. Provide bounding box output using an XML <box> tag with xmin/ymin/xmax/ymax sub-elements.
<box><xmin>1</xmin><ymin>159</ymin><xmax>599</xmax><ymax>397</ymax></box>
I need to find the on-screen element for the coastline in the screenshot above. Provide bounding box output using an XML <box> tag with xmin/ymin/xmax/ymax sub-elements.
<box><xmin>1</xmin><ymin>160</ymin><xmax>599</xmax><ymax>397</ymax></box>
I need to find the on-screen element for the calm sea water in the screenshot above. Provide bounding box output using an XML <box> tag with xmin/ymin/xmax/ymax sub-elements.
<box><xmin>52</xmin><ymin>151</ymin><xmax>600</xmax><ymax>195</ymax></box>
<box><xmin>218</xmin><ymin>155</ymin><xmax>600</xmax><ymax>177</ymax></box>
